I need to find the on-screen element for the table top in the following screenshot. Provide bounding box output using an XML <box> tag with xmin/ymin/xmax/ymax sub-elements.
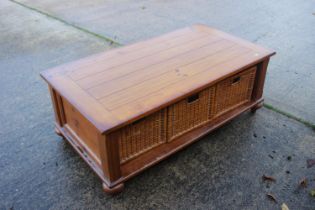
<box><xmin>41</xmin><ymin>24</ymin><xmax>275</xmax><ymax>133</ymax></box>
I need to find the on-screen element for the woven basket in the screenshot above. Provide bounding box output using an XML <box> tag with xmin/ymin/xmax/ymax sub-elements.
<box><xmin>167</xmin><ymin>86</ymin><xmax>216</xmax><ymax>141</ymax></box>
<box><xmin>117</xmin><ymin>67</ymin><xmax>256</xmax><ymax>163</ymax></box>
<box><xmin>117</xmin><ymin>109</ymin><xmax>166</xmax><ymax>163</ymax></box>
<box><xmin>213</xmin><ymin>67</ymin><xmax>256</xmax><ymax>117</ymax></box>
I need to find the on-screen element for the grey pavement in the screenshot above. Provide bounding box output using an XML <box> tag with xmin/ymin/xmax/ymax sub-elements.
<box><xmin>1</xmin><ymin>0</ymin><xmax>315</xmax><ymax>209</ymax></box>
<box><xmin>14</xmin><ymin>0</ymin><xmax>315</xmax><ymax>124</ymax></box>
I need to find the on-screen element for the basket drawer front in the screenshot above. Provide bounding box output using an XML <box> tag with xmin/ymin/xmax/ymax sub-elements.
<box><xmin>214</xmin><ymin>67</ymin><xmax>256</xmax><ymax>116</ymax></box>
<box><xmin>117</xmin><ymin>110</ymin><xmax>166</xmax><ymax>163</ymax></box>
<box><xmin>167</xmin><ymin>86</ymin><xmax>216</xmax><ymax>141</ymax></box>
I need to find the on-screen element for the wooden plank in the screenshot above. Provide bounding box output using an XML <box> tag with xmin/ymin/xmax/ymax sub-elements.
<box><xmin>43</xmin><ymin>27</ymin><xmax>199</xmax><ymax>76</ymax></box>
<box><xmin>100</xmin><ymin>45</ymin><xmax>250</xmax><ymax>110</ymax></box>
<box><xmin>87</xmin><ymin>39</ymin><xmax>233</xmax><ymax>98</ymax></box>
<box><xmin>69</xmin><ymin>30</ymin><xmax>209</xmax><ymax>80</ymax></box>
<box><xmin>76</xmin><ymin>35</ymin><xmax>222</xmax><ymax>89</ymax></box>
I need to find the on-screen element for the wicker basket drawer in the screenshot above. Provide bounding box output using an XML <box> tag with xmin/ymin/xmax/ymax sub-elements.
<box><xmin>214</xmin><ymin>67</ymin><xmax>256</xmax><ymax>116</ymax></box>
<box><xmin>167</xmin><ymin>86</ymin><xmax>216</xmax><ymax>141</ymax></box>
<box><xmin>117</xmin><ymin>110</ymin><xmax>166</xmax><ymax>163</ymax></box>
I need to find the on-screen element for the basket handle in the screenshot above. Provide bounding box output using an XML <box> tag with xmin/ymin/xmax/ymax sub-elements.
<box><xmin>187</xmin><ymin>93</ymin><xmax>199</xmax><ymax>103</ymax></box>
<box><xmin>232</xmin><ymin>76</ymin><xmax>241</xmax><ymax>85</ymax></box>
<box><xmin>132</xmin><ymin>117</ymin><xmax>146</xmax><ymax>125</ymax></box>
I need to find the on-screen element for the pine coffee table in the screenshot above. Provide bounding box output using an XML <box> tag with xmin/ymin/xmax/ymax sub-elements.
<box><xmin>41</xmin><ymin>24</ymin><xmax>275</xmax><ymax>194</ymax></box>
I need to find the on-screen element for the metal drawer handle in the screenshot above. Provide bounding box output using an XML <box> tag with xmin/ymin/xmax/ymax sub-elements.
<box><xmin>187</xmin><ymin>93</ymin><xmax>199</xmax><ymax>103</ymax></box>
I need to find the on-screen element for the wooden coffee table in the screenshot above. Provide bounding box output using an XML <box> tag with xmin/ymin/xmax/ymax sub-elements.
<box><xmin>41</xmin><ymin>24</ymin><xmax>275</xmax><ymax>194</ymax></box>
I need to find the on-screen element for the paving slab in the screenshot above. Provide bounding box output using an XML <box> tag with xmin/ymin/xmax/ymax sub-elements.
<box><xmin>1</xmin><ymin>1</ymin><xmax>315</xmax><ymax>210</ymax></box>
<box><xmin>13</xmin><ymin>0</ymin><xmax>315</xmax><ymax>124</ymax></box>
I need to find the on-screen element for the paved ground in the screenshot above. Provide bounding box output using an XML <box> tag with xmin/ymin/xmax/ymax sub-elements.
<box><xmin>13</xmin><ymin>0</ymin><xmax>315</xmax><ymax>124</ymax></box>
<box><xmin>1</xmin><ymin>0</ymin><xmax>315</xmax><ymax>209</ymax></box>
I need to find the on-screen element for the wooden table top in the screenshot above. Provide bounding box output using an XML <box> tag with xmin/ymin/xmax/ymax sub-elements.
<box><xmin>41</xmin><ymin>24</ymin><xmax>275</xmax><ymax>133</ymax></box>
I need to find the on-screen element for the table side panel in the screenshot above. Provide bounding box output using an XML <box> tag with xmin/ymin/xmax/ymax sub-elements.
<box><xmin>59</xmin><ymin>97</ymin><xmax>102</xmax><ymax>164</ymax></box>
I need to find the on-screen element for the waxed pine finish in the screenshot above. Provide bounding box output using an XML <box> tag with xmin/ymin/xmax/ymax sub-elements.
<box><xmin>41</xmin><ymin>24</ymin><xmax>275</xmax><ymax>193</ymax></box>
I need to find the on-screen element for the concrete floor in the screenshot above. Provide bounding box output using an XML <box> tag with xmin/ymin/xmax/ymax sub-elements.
<box><xmin>0</xmin><ymin>0</ymin><xmax>315</xmax><ymax>209</ymax></box>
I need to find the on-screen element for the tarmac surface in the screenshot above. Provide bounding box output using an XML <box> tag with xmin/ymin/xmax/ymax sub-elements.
<box><xmin>0</xmin><ymin>0</ymin><xmax>315</xmax><ymax>209</ymax></box>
